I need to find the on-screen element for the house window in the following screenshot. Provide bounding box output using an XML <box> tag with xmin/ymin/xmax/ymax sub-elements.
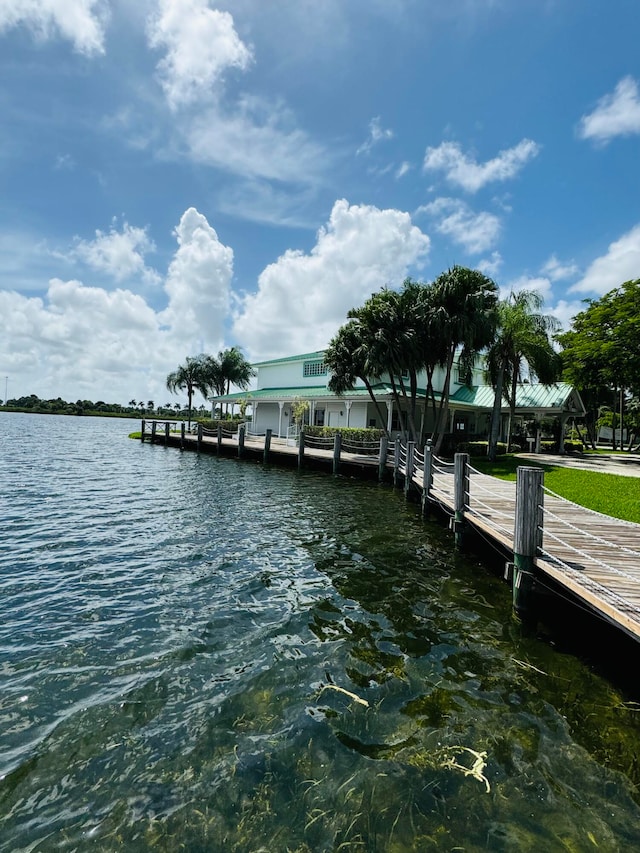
<box><xmin>455</xmin><ymin>364</ymin><xmax>465</xmax><ymax>384</ymax></box>
<box><xmin>303</xmin><ymin>360</ymin><xmax>327</xmax><ymax>377</ymax></box>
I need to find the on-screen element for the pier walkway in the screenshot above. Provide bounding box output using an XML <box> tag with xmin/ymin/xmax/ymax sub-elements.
<box><xmin>143</xmin><ymin>421</ymin><xmax>640</xmax><ymax>642</ymax></box>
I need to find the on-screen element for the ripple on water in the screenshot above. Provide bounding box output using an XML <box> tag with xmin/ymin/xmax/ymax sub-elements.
<box><xmin>2</xmin><ymin>413</ymin><xmax>640</xmax><ymax>851</ymax></box>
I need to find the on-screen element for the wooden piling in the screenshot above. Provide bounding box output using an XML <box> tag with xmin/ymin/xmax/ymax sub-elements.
<box><xmin>393</xmin><ymin>441</ymin><xmax>401</xmax><ymax>488</ymax></box>
<box><xmin>421</xmin><ymin>440</ymin><xmax>433</xmax><ymax>517</ymax></box>
<box><xmin>180</xmin><ymin>422</ymin><xmax>185</xmax><ymax>450</ymax></box>
<box><xmin>164</xmin><ymin>421</ymin><xmax>170</xmax><ymax>446</ymax></box>
<box><xmin>238</xmin><ymin>424</ymin><xmax>245</xmax><ymax>458</ymax></box>
<box><xmin>264</xmin><ymin>429</ymin><xmax>272</xmax><ymax>463</ymax></box>
<box><xmin>332</xmin><ymin>432</ymin><xmax>342</xmax><ymax>476</ymax></box>
<box><xmin>151</xmin><ymin>421</ymin><xmax>157</xmax><ymax>444</ymax></box>
<box><xmin>378</xmin><ymin>436</ymin><xmax>388</xmax><ymax>482</ymax></box>
<box><xmin>217</xmin><ymin>424</ymin><xmax>222</xmax><ymax>456</ymax></box>
<box><xmin>298</xmin><ymin>428</ymin><xmax>306</xmax><ymax>470</ymax></box>
<box><xmin>197</xmin><ymin>423</ymin><xmax>203</xmax><ymax>452</ymax></box>
<box><xmin>513</xmin><ymin>467</ymin><xmax>544</xmax><ymax>618</ymax></box>
<box><xmin>452</xmin><ymin>452</ymin><xmax>469</xmax><ymax>548</ymax></box>
<box><xmin>141</xmin><ymin>419</ymin><xmax>146</xmax><ymax>442</ymax></box>
<box><xmin>404</xmin><ymin>441</ymin><xmax>415</xmax><ymax>497</ymax></box>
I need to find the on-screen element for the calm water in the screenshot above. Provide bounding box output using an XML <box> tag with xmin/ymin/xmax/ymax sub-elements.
<box><xmin>1</xmin><ymin>412</ymin><xmax>640</xmax><ymax>851</ymax></box>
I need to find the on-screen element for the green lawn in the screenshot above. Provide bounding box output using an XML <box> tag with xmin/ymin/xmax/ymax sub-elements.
<box><xmin>470</xmin><ymin>455</ymin><xmax>640</xmax><ymax>524</ymax></box>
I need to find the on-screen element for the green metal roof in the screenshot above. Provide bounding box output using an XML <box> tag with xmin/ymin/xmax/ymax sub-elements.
<box><xmin>211</xmin><ymin>383</ymin><xmax>396</xmax><ymax>402</ymax></box>
<box><xmin>251</xmin><ymin>351</ymin><xmax>326</xmax><ymax>368</ymax></box>
<box><xmin>450</xmin><ymin>381</ymin><xmax>582</xmax><ymax>411</ymax></box>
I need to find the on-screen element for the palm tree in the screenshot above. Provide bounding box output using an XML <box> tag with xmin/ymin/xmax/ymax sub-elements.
<box><xmin>325</xmin><ymin>319</ymin><xmax>391</xmax><ymax>436</ymax></box>
<box><xmin>486</xmin><ymin>290</ymin><xmax>562</xmax><ymax>460</ymax></box>
<box><xmin>166</xmin><ymin>355</ymin><xmax>210</xmax><ymax>429</ymax></box>
<box><xmin>205</xmin><ymin>347</ymin><xmax>254</xmax><ymax>417</ymax></box>
<box><xmin>429</xmin><ymin>267</ymin><xmax>499</xmax><ymax>454</ymax></box>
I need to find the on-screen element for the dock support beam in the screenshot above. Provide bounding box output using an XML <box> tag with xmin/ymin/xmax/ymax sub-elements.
<box><xmin>421</xmin><ymin>440</ymin><xmax>433</xmax><ymax>517</ymax></box>
<box><xmin>264</xmin><ymin>429</ymin><xmax>272</xmax><ymax>464</ymax></box>
<box><xmin>393</xmin><ymin>441</ymin><xmax>401</xmax><ymax>488</ymax></box>
<box><xmin>404</xmin><ymin>441</ymin><xmax>415</xmax><ymax>497</ymax></box>
<box><xmin>164</xmin><ymin>422</ymin><xmax>170</xmax><ymax>446</ymax></box>
<box><xmin>513</xmin><ymin>467</ymin><xmax>544</xmax><ymax>618</ymax></box>
<box><xmin>452</xmin><ymin>452</ymin><xmax>469</xmax><ymax>548</ymax></box>
<box><xmin>197</xmin><ymin>423</ymin><xmax>203</xmax><ymax>452</ymax></box>
<box><xmin>217</xmin><ymin>425</ymin><xmax>222</xmax><ymax>456</ymax></box>
<box><xmin>378</xmin><ymin>436</ymin><xmax>388</xmax><ymax>482</ymax></box>
<box><xmin>298</xmin><ymin>428</ymin><xmax>306</xmax><ymax>470</ymax></box>
<box><xmin>332</xmin><ymin>432</ymin><xmax>341</xmax><ymax>475</ymax></box>
<box><xmin>238</xmin><ymin>425</ymin><xmax>245</xmax><ymax>458</ymax></box>
<box><xmin>151</xmin><ymin>421</ymin><xmax>157</xmax><ymax>444</ymax></box>
<box><xmin>180</xmin><ymin>422</ymin><xmax>185</xmax><ymax>449</ymax></box>
<box><xmin>141</xmin><ymin>419</ymin><xmax>146</xmax><ymax>442</ymax></box>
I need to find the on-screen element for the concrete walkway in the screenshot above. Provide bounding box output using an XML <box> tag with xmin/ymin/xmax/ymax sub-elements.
<box><xmin>516</xmin><ymin>452</ymin><xmax>640</xmax><ymax>478</ymax></box>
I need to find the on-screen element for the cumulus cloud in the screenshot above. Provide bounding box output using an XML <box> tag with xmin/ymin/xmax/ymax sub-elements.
<box><xmin>423</xmin><ymin>139</ymin><xmax>540</xmax><ymax>193</ymax></box>
<box><xmin>418</xmin><ymin>197</ymin><xmax>500</xmax><ymax>254</ymax></box>
<box><xmin>477</xmin><ymin>251</ymin><xmax>502</xmax><ymax>277</ymax></box>
<box><xmin>0</xmin><ymin>0</ymin><xmax>108</xmax><ymax>55</ymax></box>
<box><xmin>72</xmin><ymin>220</ymin><xmax>161</xmax><ymax>284</ymax></box>
<box><xmin>147</xmin><ymin>0</ymin><xmax>252</xmax><ymax>109</ymax></box>
<box><xmin>502</xmin><ymin>274</ymin><xmax>553</xmax><ymax>304</ymax></box>
<box><xmin>160</xmin><ymin>207</ymin><xmax>234</xmax><ymax>350</ymax></box>
<box><xmin>578</xmin><ymin>77</ymin><xmax>640</xmax><ymax>144</ymax></box>
<box><xmin>0</xmin><ymin>208</ymin><xmax>234</xmax><ymax>403</ymax></box>
<box><xmin>357</xmin><ymin>116</ymin><xmax>394</xmax><ymax>155</ymax></box>
<box><xmin>541</xmin><ymin>253</ymin><xmax>579</xmax><ymax>282</ymax></box>
<box><xmin>395</xmin><ymin>161</ymin><xmax>411</xmax><ymax>179</ymax></box>
<box><xmin>570</xmin><ymin>224</ymin><xmax>640</xmax><ymax>295</ymax></box>
<box><xmin>233</xmin><ymin>199</ymin><xmax>431</xmax><ymax>359</ymax></box>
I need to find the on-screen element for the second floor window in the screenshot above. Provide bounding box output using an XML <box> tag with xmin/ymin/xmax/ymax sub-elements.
<box><xmin>303</xmin><ymin>360</ymin><xmax>327</xmax><ymax>377</ymax></box>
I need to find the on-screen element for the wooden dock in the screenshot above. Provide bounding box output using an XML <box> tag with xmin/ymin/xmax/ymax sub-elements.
<box><xmin>143</xmin><ymin>421</ymin><xmax>640</xmax><ymax>642</ymax></box>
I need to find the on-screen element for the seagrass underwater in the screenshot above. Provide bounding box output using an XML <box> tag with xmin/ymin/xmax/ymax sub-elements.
<box><xmin>1</xmin><ymin>412</ymin><xmax>640</xmax><ymax>851</ymax></box>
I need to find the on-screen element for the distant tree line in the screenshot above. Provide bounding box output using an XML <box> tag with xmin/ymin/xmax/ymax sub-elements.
<box><xmin>0</xmin><ymin>395</ymin><xmax>195</xmax><ymax>418</ymax></box>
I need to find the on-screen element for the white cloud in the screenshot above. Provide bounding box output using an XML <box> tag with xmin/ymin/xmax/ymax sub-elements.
<box><xmin>477</xmin><ymin>251</ymin><xmax>502</xmax><ymax>277</ymax></box>
<box><xmin>185</xmin><ymin>96</ymin><xmax>327</xmax><ymax>184</ymax></box>
<box><xmin>541</xmin><ymin>253</ymin><xmax>578</xmax><ymax>282</ymax></box>
<box><xmin>503</xmin><ymin>274</ymin><xmax>553</xmax><ymax>304</ymax></box>
<box><xmin>233</xmin><ymin>199</ymin><xmax>431</xmax><ymax>359</ymax></box>
<box><xmin>0</xmin><ymin>0</ymin><xmax>108</xmax><ymax>55</ymax></box>
<box><xmin>395</xmin><ymin>161</ymin><xmax>411</xmax><ymax>179</ymax></box>
<box><xmin>0</xmin><ymin>208</ymin><xmax>235</xmax><ymax>404</ymax></box>
<box><xmin>570</xmin><ymin>224</ymin><xmax>640</xmax><ymax>295</ymax></box>
<box><xmin>578</xmin><ymin>77</ymin><xmax>640</xmax><ymax>144</ymax></box>
<box><xmin>160</xmin><ymin>207</ymin><xmax>234</xmax><ymax>350</ymax></box>
<box><xmin>418</xmin><ymin>197</ymin><xmax>500</xmax><ymax>253</ymax></box>
<box><xmin>72</xmin><ymin>220</ymin><xmax>161</xmax><ymax>285</ymax></box>
<box><xmin>357</xmin><ymin>116</ymin><xmax>394</xmax><ymax>155</ymax></box>
<box><xmin>147</xmin><ymin>0</ymin><xmax>252</xmax><ymax>109</ymax></box>
<box><xmin>423</xmin><ymin>139</ymin><xmax>540</xmax><ymax>192</ymax></box>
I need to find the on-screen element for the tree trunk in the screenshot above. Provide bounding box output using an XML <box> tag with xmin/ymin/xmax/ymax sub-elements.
<box><xmin>362</xmin><ymin>378</ymin><xmax>391</xmax><ymax>437</ymax></box>
<box><xmin>432</xmin><ymin>350</ymin><xmax>455</xmax><ymax>455</ymax></box>
<box><xmin>488</xmin><ymin>363</ymin><xmax>505</xmax><ymax>461</ymax></box>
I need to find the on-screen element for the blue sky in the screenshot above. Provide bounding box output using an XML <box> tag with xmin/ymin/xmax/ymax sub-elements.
<box><xmin>1</xmin><ymin>0</ymin><xmax>639</xmax><ymax>406</ymax></box>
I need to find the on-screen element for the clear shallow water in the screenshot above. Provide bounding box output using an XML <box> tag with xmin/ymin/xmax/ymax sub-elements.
<box><xmin>1</xmin><ymin>412</ymin><xmax>640</xmax><ymax>851</ymax></box>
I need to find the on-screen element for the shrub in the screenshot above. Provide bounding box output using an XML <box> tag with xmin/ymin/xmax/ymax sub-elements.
<box><xmin>540</xmin><ymin>440</ymin><xmax>557</xmax><ymax>452</ymax></box>
<box><xmin>563</xmin><ymin>440</ymin><xmax>584</xmax><ymax>453</ymax></box>
<box><xmin>304</xmin><ymin>426</ymin><xmax>385</xmax><ymax>443</ymax></box>
<box><xmin>197</xmin><ymin>418</ymin><xmax>239</xmax><ymax>433</ymax></box>
<box><xmin>459</xmin><ymin>440</ymin><xmax>507</xmax><ymax>456</ymax></box>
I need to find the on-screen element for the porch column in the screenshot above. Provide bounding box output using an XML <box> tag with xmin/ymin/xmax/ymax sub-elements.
<box><xmin>253</xmin><ymin>401</ymin><xmax>259</xmax><ymax>433</ymax></box>
<box><xmin>386</xmin><ymin>401</ymin><xmax>393</xmax><ymax>434</ymax></box>
<box><xmin>345</xmin><ymin>400</ymin><xmax>352</xmax><ymax>427</ymax></box>
<box><xmin>278</xmin><ymin>401</ymin><xmax>284</xmax><ymax>438</ymax></box>
<box><xmin>559</xmin><ymin>414</ymin><xmax>570</xmax><ymax>455</ymax></box>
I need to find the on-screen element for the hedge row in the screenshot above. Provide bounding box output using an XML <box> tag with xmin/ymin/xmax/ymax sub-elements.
<box><xmin>304</xmin><ymin>425</ymin><xmax>385</xmax><ymax>442</ymax></box>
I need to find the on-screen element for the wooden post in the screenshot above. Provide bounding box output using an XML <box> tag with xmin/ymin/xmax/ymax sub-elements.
<box><xmin>421</xmin><ymin>440</ymin><xmax>433</xmax><ymax>517</ymax></box>
<box><xmin>452</xmin><ymin>452</ymin><xmax>470</xmax><ymax>548</ymax></box>
<box><xmin>164</xmin><ymin>421</ymin><xmax>170</xmax><ymax>446</ymax></box>
<box><xmin>298</xmin><ymin>428</ymin><xmax>306</xmax><ymax>470</ymax></box>
<box><xmin>378</xmin><ymin>436</ymin><xmax>388</xmax><ymax>482</ymax></box>
<box><xmin>332</xmin><ymin>432</ymin><xmax>342</xmax><ymax>475</ymax></box>
<box><xmin>393</xmin><ymin>440</ymin><xmax>401</xmax><ymax>488</ymax></box>
<box><xmin>512</xmin><ymin>467</ymin><xmax>544</xmax><ymax>618</ymax></box>
<box><xmin>264</xmin><ymin>428</ymin><xmax>272</xmax><ymax>463</ymax></box>
<box><xmin>217</xmin><ymin>424</ymin><xmax>222</xmax><ymax>456</ymax></box>
<box><xmin>151</xmin><ymin>421</ymin><xmax>157</xmax><ymax>444</ymax></box>
<box><xmin>180</xmin><ymin>422</ymin><xmax>185</xmax><ymax>450</ymax></box>
<box><xmin>141</xmin><ymin>419</ymin><xmax>146</xmax><ymax>442</ymax></box>
<box><xmin>197</xmin><ymin>423</ymin><xmax>203</xmax><ymax>452</ymax></box>
<box><xmin>404</xmin><ymin>441</ymin><xmax>415</xmax><ymax>497</ymax></box>
<box><xmin>238</xmin><ymin>424</ymin><xmax>245</xmax><ymax>458</ymax></box>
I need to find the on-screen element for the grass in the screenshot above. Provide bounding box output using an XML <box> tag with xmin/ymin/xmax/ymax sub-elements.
<box><xmin>471</xmin><ymin>455</ymin><xmax>640</xmax><ymax>524</ymax></box>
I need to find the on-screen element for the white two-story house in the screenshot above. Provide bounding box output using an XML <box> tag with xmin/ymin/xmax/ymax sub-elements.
<box><xmin>211</xmin><ymin>350</ymin><xmax>585</xmax><ymax>447</ymax></box>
